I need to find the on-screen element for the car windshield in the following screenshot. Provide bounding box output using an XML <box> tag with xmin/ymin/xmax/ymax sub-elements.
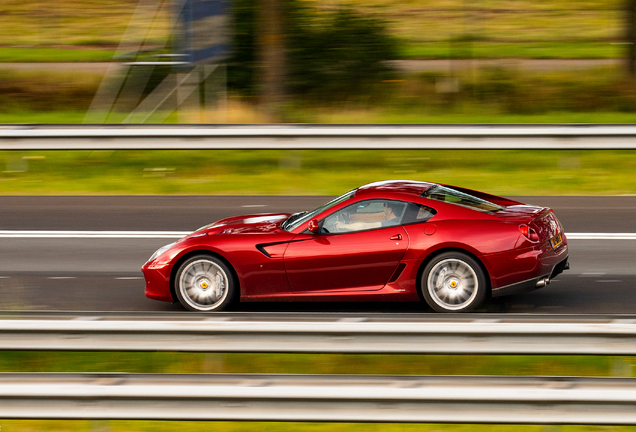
<box><xmin>282</xmin><ymin>190</ymin><xmax>355</xmax><ymax>231</ymax></box>
<box><xmin>422</xmin><ymin>185</ymin><xmax>503</xmax><ymax>213</ymax></box>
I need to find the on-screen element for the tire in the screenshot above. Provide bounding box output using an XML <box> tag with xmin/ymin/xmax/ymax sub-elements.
<box><xmin>421</xmin><ymin>252</ymin><xmax>487</xmax><ymax>313</ymax></box>
<box><xmin>174</xmin><ymin>255</ymin><xmax>237</xmax><ymax>312</ymax></box>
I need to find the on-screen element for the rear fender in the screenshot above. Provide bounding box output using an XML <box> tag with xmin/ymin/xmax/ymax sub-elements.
<box><xmin>413</xmin><ymin>243</ymin><xmax>494</xmax><ymax>299</ymax></box>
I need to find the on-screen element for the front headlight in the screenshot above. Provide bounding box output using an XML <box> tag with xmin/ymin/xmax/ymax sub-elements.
<box><xmin>147</xmin><ymin>242</ymin><xmax>175</xmax><ymax>263</ymax></box>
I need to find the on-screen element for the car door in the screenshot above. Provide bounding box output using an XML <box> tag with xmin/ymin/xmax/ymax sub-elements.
<box><xmin>283</xmin><ymin>200</ymin><xmax>410</xmax><ymax>294</ymax></box>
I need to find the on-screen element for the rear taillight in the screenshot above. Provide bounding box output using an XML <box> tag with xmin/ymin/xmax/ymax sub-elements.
<box><xmin>519</xmin><ymin>224</ymin><xmax>539</xmax><ymax>242</ymax></box>
<box><xmin>550</xmin><ymin>209</ymin><xmax>564</xmax><ymax>233</ymax></box>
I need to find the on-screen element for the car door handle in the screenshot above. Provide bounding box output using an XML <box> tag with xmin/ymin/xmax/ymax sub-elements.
<box><xmin>390</xmin><ymin>234</ymin><xmax>402</xmax><ymax>241</ymax></box>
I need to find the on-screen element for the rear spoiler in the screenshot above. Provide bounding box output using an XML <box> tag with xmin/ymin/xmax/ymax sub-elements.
<box><xmin>438</xmin><ymin>183</ymin><xmax>524</xmax><ymax>207</ymax></box>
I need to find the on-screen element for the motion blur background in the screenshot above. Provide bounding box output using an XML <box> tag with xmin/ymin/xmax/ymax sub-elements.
<box><xmin>3</xmin><ymin>0</ymin><xmax>636</xmax><ymax>124</ymax></box>
<box><xmin>1</xmin><ymin>1</ymin><xmax>636</xmax><ymax>431</ymax></box>
<box><xmin>1</xmin><ymin>0</ymin><xmax>635</xmax><ymax>196</ymax></box>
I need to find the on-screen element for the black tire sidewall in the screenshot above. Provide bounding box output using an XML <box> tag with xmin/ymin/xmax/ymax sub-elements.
<box><xmin>174</xmin><ymin>255</ymin><xmax>236</xmax><ymax>312</ymax></box>
<box><xmin>421</xmin><ymin>252</ymin><xmax>487</xmax><ymax>313</ymax></box>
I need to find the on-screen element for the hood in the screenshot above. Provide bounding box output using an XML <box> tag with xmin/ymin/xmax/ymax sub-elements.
<box><xmin>194</xmin><ymin>213</ymin><xmax>292</xmax><ymax>235</ymax></box>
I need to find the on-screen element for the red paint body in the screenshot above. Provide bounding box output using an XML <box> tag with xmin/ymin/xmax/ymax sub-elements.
<box><xmin>143</xmin><ymin>181</ymin><xmax>569</xmax><ymax>305</ymax></box>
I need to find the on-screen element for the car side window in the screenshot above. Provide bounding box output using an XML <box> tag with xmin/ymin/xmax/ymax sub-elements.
<box><xmin>401</xmin><ymin>203</ymin><xmax>437</xmax><ymax>225</ymax></box>
<box><xmin>322</xmin><ymin>200</ymin><xmax>408</xmax><ymax>233</ymax></box>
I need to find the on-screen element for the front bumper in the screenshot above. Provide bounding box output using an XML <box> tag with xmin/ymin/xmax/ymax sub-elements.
<box><xmin>142</xmin><ymin>262</ymin><xmax>174</xmax><ymax>302</ymax></box>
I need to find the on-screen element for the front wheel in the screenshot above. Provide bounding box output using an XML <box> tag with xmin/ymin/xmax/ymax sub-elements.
<box><xmin>421</xmin><ymin>252</ymin><xmax>487</xmax><ymax>313</ymax></box>
<box><xmin>174</xmin><ymin>255</ymin><xmax>236</xmax><ymax>312</ymax></box>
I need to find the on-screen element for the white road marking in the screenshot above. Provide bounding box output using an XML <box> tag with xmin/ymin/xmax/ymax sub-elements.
<box><xmin>0</xmin><ymin>230</ymin><xmax>190</xmax><ymax>239</ymax></box>
<box><xmin>568</xmin><ymin>233</ymin><xmax>636</xmax><ymax>240</ymax></box>
<box><xmin>0</xmin><ymin>231</ymin><xmax>632</xmax><ymax>239</ymax></box>
<box><xmin>579</xmin><ymin>273</ymin><xmax>606</xmax><ymax>277</ymax></box>
<box><xmin>0</xmin><ymin>276</ymin><xmax>10</xmax><ymax>279</ymax></box>
<box><xmin>47</xmin><ymin>277</ymin><xmax>76</xmax><ymax>280</ymax></box>
<box><xmin>597</xmin><ymin>280</ymin><xmax>622</xmax><ymax>283</ymax></box>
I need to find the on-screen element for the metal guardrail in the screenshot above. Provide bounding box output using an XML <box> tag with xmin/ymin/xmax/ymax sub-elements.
<box><xmin>2</xmin><ymin>317</ymin><xmax>636</xmax><ymax>354</ymax></box>
<box><xmin>2</xmin><ymin>124</ymin><xmax>636</xmax><ymax>149</ymax></box>
<box><xmin>3</xmin><ymin>315</ymin><xmax>636</xmax><ymax>423</ymax></box>
<box><xmin>2</xmin><ymin>372</ymin><xmax>636</xmax><ymax>423</ymax></box>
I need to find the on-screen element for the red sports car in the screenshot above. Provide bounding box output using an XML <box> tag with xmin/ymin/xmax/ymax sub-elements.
<box><xmin>142</xmin><ymin>180</ymin><xmax>569</xmax><ymax>313</ymax></box>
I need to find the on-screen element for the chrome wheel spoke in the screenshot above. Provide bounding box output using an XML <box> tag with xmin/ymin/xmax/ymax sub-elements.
<box><xmin>427</xmin><ymin>258</ymin><xmax>479</xmax><ymax>311</ymax></box>
<box><xmin>178</xmin><ymin>258</ymin><xmax>230</xmax><ymax>311</ymax></box>
<box><xmin>456</xmin><ymin>289</ymin><xmax>470</xmax><ymax>302</ymax></box>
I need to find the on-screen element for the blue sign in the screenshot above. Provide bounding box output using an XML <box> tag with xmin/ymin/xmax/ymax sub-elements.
<box><xmin>180</xmin><ymin>0</ymin><xmax>230</xmax><ymax>64</ymax></box>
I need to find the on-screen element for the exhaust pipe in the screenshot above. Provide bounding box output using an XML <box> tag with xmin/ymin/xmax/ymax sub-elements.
<box><xmin>536</xmin><ymin>278</ymin><xmax>551</xmax><ymax>288</ymax></box>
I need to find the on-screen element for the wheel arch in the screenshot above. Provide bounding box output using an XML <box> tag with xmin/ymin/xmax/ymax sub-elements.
<box><xmin>415</xmin><ymin>247</ymin><xmax>492</xmax><ymax>302</ymax></box>
<box><xmin>169</xmin><ymin>249</ymin><xmax>240</xmax><ymax>303</ymax></box>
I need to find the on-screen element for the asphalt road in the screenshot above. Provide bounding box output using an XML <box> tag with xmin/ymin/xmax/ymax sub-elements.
<box><xmin>0</xmin><ymin>195</ymin><xmax>634</xmax><ymax>314</ymax></box>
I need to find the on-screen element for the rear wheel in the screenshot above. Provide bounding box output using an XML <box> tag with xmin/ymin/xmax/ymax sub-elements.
<box><xmin>421</xmin><ymin>252</ymin><xmax>487</xmax><ymax>313</ymax></box>
<box><xmin>174</xmin><ymin>255</ymin><xmax>236</xmax><ymax>312</ymax></box>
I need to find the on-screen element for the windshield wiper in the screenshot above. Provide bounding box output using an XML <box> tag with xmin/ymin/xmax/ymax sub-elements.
<box><xmin>281</xmin><ymin>211</ymin><xmax>307</xmax><ymax>230</ymax></box>
<box><xmin>421</xmin><ymin>185</ymin><xmax>439</xmax><ymax>197</ymax></box>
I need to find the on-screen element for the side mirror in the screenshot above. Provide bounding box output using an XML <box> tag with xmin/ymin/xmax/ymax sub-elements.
<box><xmin>308</xmin><ymin>219</ymin><xmax>320</xmax><ymax>234</ymax></box>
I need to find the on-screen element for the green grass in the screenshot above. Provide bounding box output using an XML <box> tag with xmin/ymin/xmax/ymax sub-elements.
<box><xmin>0</xmin><ymin>0</ymin><xmax>169</xmax><ymax>47</ymax></box>
<box><xmin>0</xmin><ymin>0</ymin><xmax>629</xmax><ymax>61</ymax></box>
<box><xmin>401</xmin><ymin>42</ymin><xmax>624</xmax><ymax>59</ymax></box>
<box><xmin>7</xmin><ymin>110</ymin><xmax>636</xmax><ymax>125</ymax></box>
<box><xmin>6</xmin><ymin>109</ymin><xmax>636</xmax><ymax>125</ymax></box>
<box><xmin>0</xmin><ymin>111</ymin><xmax>87</xmax><ymax>124</ymax></box>
<box><xmin>348</xmin><ymin>0</ymin><xmax>623</xmax><ymax>51</ymax></box>
<box><xmin>295</xmin><ymin>110</ymin><xmax>636</xmax><ymax>125</ymax></box>
<box><xmin>2</xmin><ymin>351</ymin><xmax>634</xmax><ymax>376</ymax></box>
<box><xmin>0</xmin><ymin>149</ymin><xmax>634</xmax><ymax>196</ymax></box>
<box><xmin>8</xmin><ymin>109</ymin><xmax>636</xmax><ymax>125</ymax></box>
<box><xmin>0</xmin><ymin>352</ymin><xmax>633</xmax><ymax>430</ymax></box>
<box><xmin>0</xmin><ymin>47</ymin><xmax>115</xmax><ymax>62</ymax></box>
<box><xmin>2</xmin><ymin>421</ymin><xmax>634</xmax><ymax>432</ymax></box>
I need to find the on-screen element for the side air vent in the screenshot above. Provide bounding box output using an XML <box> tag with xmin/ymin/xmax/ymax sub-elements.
<box><xmin>388</xmin><ymin>263</ymin><xmax>407</xmax><ymax>283</ymax></box>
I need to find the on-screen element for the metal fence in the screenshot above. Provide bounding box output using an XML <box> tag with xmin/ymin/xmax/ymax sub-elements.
<box><xmin>3</xmin><ymin>314</ymin><xmax>636</xmax><ymax>423</ymax></box>
<box><xmin>2</xmin><ymin>315</ymin><xmax>636</xmax><ymax>354</ymax></box>
<box><xmin>3</xmin><ymin>124</ymin><xmax>636</xmax><ymax>149</ymax></box>
<box><xmin>2</xmin><ymin>372</ymin><xmax>636</xmax><ymax>423</ymax></box>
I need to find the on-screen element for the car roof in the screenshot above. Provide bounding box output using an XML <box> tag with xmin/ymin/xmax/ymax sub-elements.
<box><xmin>355</xmin><ymin>180</ymin><xmax>436</xmax><ymax>197</ymax></box>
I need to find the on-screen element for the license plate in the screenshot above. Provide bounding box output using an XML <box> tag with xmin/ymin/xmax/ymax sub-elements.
<box><xmin>550</xmin><ymin>233</ymin><xmax>563</xmax><ymax>249</ymax></box>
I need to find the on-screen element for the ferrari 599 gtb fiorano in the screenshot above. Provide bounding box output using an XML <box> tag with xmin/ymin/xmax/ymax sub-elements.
<box><xmin>142</xmin><ymin>180</ymin><xmax>569</xmax><ymax>313</ymax></box>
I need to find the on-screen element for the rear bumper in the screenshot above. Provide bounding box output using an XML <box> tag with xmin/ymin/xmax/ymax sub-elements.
<box><xmin>492</xmin><ymin>255</ymin><xmax>569</xmax><ymax>298</ymax></box>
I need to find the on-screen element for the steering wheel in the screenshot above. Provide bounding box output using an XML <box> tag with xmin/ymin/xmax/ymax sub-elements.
<box><xmin>331</xmin><ymin>212</ymin><xmax>350</xmax><ymax>232</ymax></box>
<box><xmin>337</xmin><ymin>212</ymin><xmax>350</xmax><ymax>224</ymax></box>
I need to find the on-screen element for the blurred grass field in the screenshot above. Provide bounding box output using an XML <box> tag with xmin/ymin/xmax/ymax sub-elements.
<box><xmin>1</xmin><ymin>1</ymin><xmax>635</xmax><ymax>124</ymax></box>
<box><xmin>1</xmin><ymin>351</ymin><xmax>634</xmax><ymax>431</ymax></box>
<box><xmin>0</xmin><ymin>0</ymin><xmax>628</xmax><ymax>61</ymax></box>
<box><xmin>0</xmin><ymin>47</ymin><xmax>116</xmax><ymax>62</ymax></box>
<box><xmin>2</xmin><ymin>351</ymin><xmax>633</xmax><ymax>377</ymax></box>
<box><xmin>0</xmin><ymin>42</ymin><xmax>623</xmax><ymax>62</ymax></box>
<box><xmin>6</xmin><ymin>65</ymin><xmax>636</xmax><ymax>125</ymax></box>
<box><xmin>7</xmin><ymin>109</ymin><xmax>636</xmax><ymax>125</ymax></box>
<box><xmin>0</xmin><ymin>149</ymin><xmax>634</xmax><ymax>196</ymax></box>
<box><xmin>3</xmin><ymin>421</ymin><xmax>633</xmax><ymax>432</ymax></box>
<box><xmin>401</xmin><ymin>42</ymin><xmax>623</xmax><ymax>59</ymax></box>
